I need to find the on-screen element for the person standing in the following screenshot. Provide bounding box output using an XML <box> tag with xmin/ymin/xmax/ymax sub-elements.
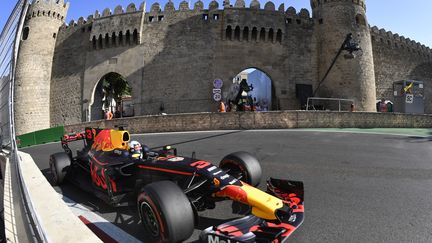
<box><xmin>377</xmin><ymin>98</ymin><xmax>387</xmax><ymax>112</ymax></box>
<box><xmin>218</xmin><ymin>101</ymin><xmax>226</xmax><ymax>112</ymax></box>
<box><xmin>105</xmin><ymin>109</ymin><xmax>113</xmax><ymax>120</ymax></box>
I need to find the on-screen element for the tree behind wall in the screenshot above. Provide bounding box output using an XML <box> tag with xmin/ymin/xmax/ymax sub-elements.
<box><xmin>102</xmin><ymin>72</ymin><xmax>131</xmax><ymax>111</ymax></box>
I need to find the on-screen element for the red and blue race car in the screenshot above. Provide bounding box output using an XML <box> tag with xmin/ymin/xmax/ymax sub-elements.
<box><xmin>50</xmin><ymin>127</ymin><xmax>304</xmax><ymax>242</ymax></box>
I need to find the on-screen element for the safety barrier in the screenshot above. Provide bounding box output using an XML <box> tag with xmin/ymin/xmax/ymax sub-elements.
<box><xmin>17</xmin><ymin>126</ymin><xmax>64</xmax><ymax>148</ymax></box>
<box><xmin>64</xmin><ymin>111</ymin><xmax>432</xmax><ymax>134</ymax></box>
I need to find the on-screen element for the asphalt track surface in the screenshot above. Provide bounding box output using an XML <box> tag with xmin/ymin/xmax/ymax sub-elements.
<box><xmin>22</xmin><ymin>129</ymin><xmax>432</xmax><ymax>242</ymax></box>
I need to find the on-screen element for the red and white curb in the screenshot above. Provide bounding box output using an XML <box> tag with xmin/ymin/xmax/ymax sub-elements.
<box><xmin>60</xmin><ymin>195</ymin><xmax>141</xmax><ymax>243</ymax></box>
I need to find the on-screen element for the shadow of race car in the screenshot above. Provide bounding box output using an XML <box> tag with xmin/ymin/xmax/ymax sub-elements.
<box><xmin>50</xmin><ymin>127</ymin><xmax>304</xmax><ymax>243</ymax></box>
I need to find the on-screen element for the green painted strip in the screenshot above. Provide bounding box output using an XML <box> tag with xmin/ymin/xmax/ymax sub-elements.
<box><xmin>34</xmin><ymin>126</ymin><xmax>64</xmax><ymax>145</ymax></box>
<box><xmin>17</xmin><ymin>126</ymin><xmax>64</xmax><ymax>148</ymax></box>
<box><xmin>17</xmin><ymin>132</ymin><xmax>36</xmax><ymax>148</ymax></box>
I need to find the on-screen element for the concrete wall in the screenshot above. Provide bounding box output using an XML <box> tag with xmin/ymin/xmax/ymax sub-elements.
<box><xmin>63</xmin><ymin>111</ymin><xmax>432</xmax><ymax>134</ymax></box>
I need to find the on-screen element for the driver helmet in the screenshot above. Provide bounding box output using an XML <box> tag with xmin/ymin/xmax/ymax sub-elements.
<box><xmin>129</xmin><ymin>140</ymin><xmax>142</xmax><ymax>159</ymax></box>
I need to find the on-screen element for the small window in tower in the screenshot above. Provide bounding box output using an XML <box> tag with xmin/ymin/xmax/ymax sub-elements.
<box><xmin>268</xmin><ymin>28</ymin><xmax>274</xmax><ymax>42</ymax></box>
<box><xmin>53</xmin><ymin>33</ymin><xmax>56</xmax><ymax>39</ymax></box>
<box><xmin>22</xmin><ymin>27</ymin><xmax>29</xmax><ymax>40</ymax></box>
<box><xmin>126</xmin><ymin>30</ymin><xmax>131</xmax><ymax>45</ymax></box>
<box><xmin>243</xmin><ymin>27</ymin><xmax>249</xmax><ymax>41</ymax></box>
<box><xmin>214</xmin><ymin>14</ymin><xmax>219</xmax><ymax>20</ymax></box>
<box><xmin>387</xmin><ymin>40</ymin><xmax>391</xmax><ymax>46</ymax></box>
<box><xmin>286</xmin><ymin>18</ymin><xmax>292</xmax><ymax>24</ymax></box>
<box><xmin>226</xmin><ymin>26</ymin><xmax>232</xmax><ymax>41</ymax></box>
<box><xmin>251</xmin><ymin>27</ymin><xmax>258</xmax><ymax>41</ymax></box>
<box><xmin>92</xmin><ymin>36</ymin><xmax>96</xmax><ymax>49</ymax></box>
<box><xmin>296</xmin><ymin>19</ymin><xmax>301</xmax><ymax>24</ymax></box>
<box><xmin>259</xmin><ymin>28</ymin><xmax>266</xmax><ymax>41</ymax></box>
<box><xmin>203</xmin><ymin>14</ymin><xmax>208</xmax><ymax>20</ymax></box>
<box><xmin>355</xmin><ymin>14</ymin><xmax>366</xmax><ymax>26</ymax></box>
<box><xmin>234</xmin><ymin>26</ymin><xmax>240</xmax><ymax>41</ymax></box>
<box><xmin>319</xmin><ymin>18</ymin><xmax>323</xmax><ymax>24</ymax></box>
<box><xmin>158</xmin><ymin>15</ymin><xmax>164</xmax><ymax>21</ymax></box>
<box><xmin>394</xmin><ymin>43</ymin><xmax>398</xmax><ymax>48</ymax></box>
<box><xmin>149</xmin><ymin>16</ymin><xmax>154</xmax><ymax>22</ymax></box>
<box><xmin>371</xmin><ymin>35</ymin><xmax>375</xmax><ymax>41</ymax></box>
<box><xmin>276</xmin><ymin>29</ymin><xmax>282</xmax><ymax>43</ymax></box>
<box><xmin>133</xmin><ymin>29</ymin><xmax>138</xmax><ymax>44</ymax></box>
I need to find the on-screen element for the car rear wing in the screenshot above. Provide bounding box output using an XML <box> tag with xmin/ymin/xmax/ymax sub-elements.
<box><xmin>61</xmin><ymin>131</ymin><xmax>87</xmax><ymax>156</ymax></box>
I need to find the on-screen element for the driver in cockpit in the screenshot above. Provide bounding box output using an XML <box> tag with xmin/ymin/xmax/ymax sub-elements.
<box><xmin>129</xmin><ymin>141</ymin><xmax>150</xmax><ymax>160</ymax></box>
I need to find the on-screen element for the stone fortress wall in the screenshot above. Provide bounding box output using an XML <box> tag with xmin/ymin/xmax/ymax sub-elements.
<box><xmin>370</xmin><ymin>26</ymin><xmax>432</xmax><ymax>104</ymax></box>
<box><xmin>14</xmin><ymin>0</ymin><xmax>432</xmax><ymax>134</ymax></box>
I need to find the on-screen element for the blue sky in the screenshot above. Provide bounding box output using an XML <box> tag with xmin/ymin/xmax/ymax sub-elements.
<box><xmin>1</xmin><ymin>0</ymin><xmax>432</xmax><ymax>48</ymax></box>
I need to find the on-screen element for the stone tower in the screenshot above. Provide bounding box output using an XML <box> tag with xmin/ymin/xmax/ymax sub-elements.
<box><xmin>312</xmin><ymin>0</ymin><xmax>376</xmax><ymax>111</ymax></box>
<box><xmin>14</xmin><ymin>0</ymin><xmax>69</xmax><ymax>135</ymax></box>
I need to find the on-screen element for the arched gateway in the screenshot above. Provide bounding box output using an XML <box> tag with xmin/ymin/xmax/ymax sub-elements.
<box><xmin>89</xmin><ymin>72</ymin><xmax>133</xmax><ymax>121</ymax></box>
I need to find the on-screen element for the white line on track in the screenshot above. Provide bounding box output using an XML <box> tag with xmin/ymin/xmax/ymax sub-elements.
<box><xmin>59</xmin><ymin>194</ymin><xmax>141</xmax><ymax>243</ymax></box>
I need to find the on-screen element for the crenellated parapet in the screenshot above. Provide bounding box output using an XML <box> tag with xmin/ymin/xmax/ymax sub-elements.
<box><xmin>25</xmin><ymin>0</ymin><xmax>69</xmax><ymax>22</ymax></box>
<box><xmin>370</xmin><ymin>26</ymin><xmax>432</xmax><ymax>60</ymax></box>
<box><xmin>310</xmin><ymin>0</ymin><xmax>366</xmax><ymax>10</ymax></box>
<box><xmin>59</xmin><ymin>1</ymin><xmax>315</xmax><ymax>50</ymax></box>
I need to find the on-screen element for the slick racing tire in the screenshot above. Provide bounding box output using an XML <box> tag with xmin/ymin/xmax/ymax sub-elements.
<box><xmin>220</xmin><ymin>151</ymin><xmax>262</xmax><ymax>187</ymax></box>
<box><xmin>137</xmin><ymin>181</ymin><xmax>194</xmax><ymax>243</ymax></box>
<box><xmin>49</xmin><ymin>152</ymin><xmax>71</xmax><ymax>185</ymax></box>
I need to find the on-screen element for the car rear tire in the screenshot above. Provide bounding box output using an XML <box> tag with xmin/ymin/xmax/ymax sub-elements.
<box><xmin>219</xmin><ymin>151</ymin><xmax>262</xmax><ymax>186</ymax></box>
<box><xmin>137</xmin><ymin>181</ymin><xmax>194</xmax><ymax>243</ymax></box>
<box><xmin>49</xmin><ymin>152</ymin><xmax>71</xmax><ymax>185</ymax></box>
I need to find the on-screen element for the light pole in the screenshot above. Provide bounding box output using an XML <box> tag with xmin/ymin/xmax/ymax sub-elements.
<box><xmin>313</xmin><ymin>33</ymin><xmax>362</xmax><ymax>97</ymax></box>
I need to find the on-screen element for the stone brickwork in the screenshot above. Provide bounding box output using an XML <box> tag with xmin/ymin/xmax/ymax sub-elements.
<box><xmin>312</xmin><ymin>0</ymin><xmax>376</xmax><ymax>111</ymax></box>
<box><xmin>370</xmin><ymin>26</ymin><xmax>432</xmax><ymax>112</ymax></box>
<box><xmin>14</xmin><ymin>0</ymin><xmax>69</xmax><ymax>135</ymax></box>
<box><xmin>63</xmin><ymin>111</ymin><xmax>432</xmax><ymax>134</ymax></box>
<box><xmin>14</xmin><ymin>0</ymin><xmax>432</xmax><ymax>135</ymax></box>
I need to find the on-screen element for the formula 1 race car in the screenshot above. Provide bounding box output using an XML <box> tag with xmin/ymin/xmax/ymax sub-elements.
<box><xmin>50</xmin><ymin>127</ymin><xmax>304</xmax><ymax>243</ymax></box>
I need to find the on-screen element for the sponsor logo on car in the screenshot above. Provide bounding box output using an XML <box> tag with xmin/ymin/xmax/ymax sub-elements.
<box><xmin>228</xmin><ymin>179</ymin><xmax>237</xmax><ymax>185</ymax></box>
<box><xmin>213</xmin><ymin>170</ymin><xmax>222</xmax><ymax>176</ymax></box>
<box><xmin>207</xmin><ymin>234</ymin><xmax>241</xmax><ymax>243</ymax></box>
<box><xmin>220</xmin><ymin>174</ymin><xmax>230</xmax><ymax>180</ymax></box>
<box><xmin>207</xmin><ymin>166</ymin><xmax>217</xmax><ymax>172</ymax></box>
<box><xmin>167</xmin><ymin>157</ymin><xmax>184</xmax><ymax>162</ymax></box>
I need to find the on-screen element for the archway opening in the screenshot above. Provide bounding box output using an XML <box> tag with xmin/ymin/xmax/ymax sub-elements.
<box><xmin>89</xmin><ymin>72</ymin><xmax>134</xmax><ymax>121</ymax></box>
<box><xmin>226</xmin><ymin>68</ymin><xmax>274</xmax><ymax>111</ymax></box>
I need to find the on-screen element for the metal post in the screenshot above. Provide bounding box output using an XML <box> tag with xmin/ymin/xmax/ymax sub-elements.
<box><xmin>313</xmin><ymin>33</ymin><xmax>361</xmax><ymax>97</ymax></box>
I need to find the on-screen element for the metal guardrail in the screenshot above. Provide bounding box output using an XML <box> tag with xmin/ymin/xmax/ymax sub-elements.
<box><xmin>1</xmin><ymin>0</ymin><xmax>48</xmax><ymax>242</ymax></box>
<box><xmin>306</xmin><ymin>97</ymin><xmax>355</xmax><ymax>111</ymax></box>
